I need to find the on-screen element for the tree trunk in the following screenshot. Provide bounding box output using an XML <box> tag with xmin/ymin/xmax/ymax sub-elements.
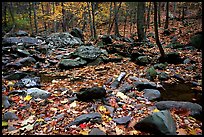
<box><xmin>114</xmin><ymin>2</ymin><xmax>120</xmax><ymax>37</ymax></box>
<box><xmin>61</xmin><ymin>2</ymin><xmax>66</xmax><ymax>32</ymax></box>
<box><xmin>129</xmin><ymin>10</ymin><xmax>132</xmax><ymax>35</ymax></box>
<box><xmin>154</xmin><ymin>2</ymin><xmax>166</xmax><ymax>59</ymax></box>
<box><xmin>52</xmin><ymin>2</ymin><xmax>57</xmax><ymax>33</ymax></box>
<box><xmin>137</xmin><ymin>2</ymin><xmax>146</xmax><ymax>42</ymax></box>
<box><xmin>41</xmin><ymin>3</ymin><xmax>47</xmax><ymax>31</ymax></box>
<box><xmin>107</xmin><ymin>2</ymin><xmax>122</xmax><ymax>35</ymax></box>
<box><xmin>146</xmin><ymin>2</ymin><xmax>151</xmax><ymax>30</ymax></box>
<box><xmin>3</xmin><ymin>2</ymin><xmax>7</xmax><ymax>28</ymax></box>
<box><xmin>123</xmin><ymin>8</ymin><xmax>128</xmax><ymax>36</ymax></box>
<box><xmin>158</xmin><ymin>2</ymin><xmax>161</xmax><ymax>27</ymax></box>
<box><xmin>82</xmin><ymin>6</ymin><xmax>88</xmax><ymax>32</ymax></box>
<box><xmin>29</xmin><ymin>2</ymin><xmax>34</xmax><ymax>35</ymax></box>
<box><xmin>164</xmin><ymin>2</ymin><xmax>169</xmax><ymax>29</ymax></box>
<box><xmin>33</xmin><ymin>2</ymin><xmax>38</xmax><ymax>34</ymax></box>
<box><xmin>8</xmin><ymin>2</ymin><xmax>16</xmax><ymax>28</ymax></box>
<box><xmin>87</xmin><ymin>2</ymin><xmax>93</xmax><ymax>39</ymax></box>
<box><xmin>173</xmin><ymin>2</ymin><xmax>177</xmax><ymax>14</ymax></box>
<box><xmin>91</xmin><ymin>2</ymin><xmax>97</xmax><ymax>39</ymax></box>
<box><xmin>107</xmin><ymin>2</ymin><xmax>113</xmax><ymax>35</ymax></box>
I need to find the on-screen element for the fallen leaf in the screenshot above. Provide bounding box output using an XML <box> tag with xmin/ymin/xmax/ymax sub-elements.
<box><xmin>176</xmin><ymin>128</ymin><xmax>187</xmax><ymax>135</ymax></box>
<box><xmin>129</xmin><ymin>130</ymin><xmax>139</xmax><ymax>135</ymax></box>
<box><xmin>128</xmin><ymin>118</ymin><xmax>137</xmax><ymax>128</ymax></box>
<box><xmin>21</xmin><ymin>115</ymin><xmax>35</xmax><ymax>126</ymax></box>
<box><xmin>2</xmin><ymin>121</ymin><xmax>8</xmax><ymax>127</ymax></box>
<box><xmin>115</xmin><ymin>126</ymin><xmax>123</xmax><ymax>135</ymax></box>
<box><xmin>79</xmin><ymin>123</ymin><xmax>87</xmax><ymax>129</ymax></box>
<box><xmin>79</xmin><ymin>129</ymin><xmax>89</xmax><ymax>135</ymax></box>
<box><xmin>19</xmin><ymin>123</ymin><xmax>34</xmax><ymax>131</ymax></box>
<box><xmin>50</xmin><ymin>107</ymin><xmax>58</xmax><ymax>112</ymax></box>
<box><xmin>70</xmin><ymin>101</ymin><xmax>77</xmax><ymax>108</ymax></box>
<box><xmin>60</xmin><ymin>99</ymin><xmax>69</xmax><ymax>104</ymax></box>
<box><xmin>116</xmin><ymin>92</ymin><xmax>129</xmax><ymax>100</ymax></box>
<box><xmin>24</xmin><ymin>95</ymin><xmax>32</xmax><ymax>101</ymax></box>
<box><xmin>36</xmin><ymin>118</ymin><xmax>44</xmax><ymax>122</ymax></box>
<box><xmin>153</xmin><ymin>108</ymin><xmax>160</xmax><ymax>113</ymax></box>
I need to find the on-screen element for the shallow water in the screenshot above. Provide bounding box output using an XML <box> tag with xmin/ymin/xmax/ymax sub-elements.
<box><xmin>161</xmin><ymin>82</ymin><xmax>202</xmax><ymax>105</ymax></box>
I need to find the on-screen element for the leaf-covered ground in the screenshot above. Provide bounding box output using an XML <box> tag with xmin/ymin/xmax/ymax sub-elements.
<box><xmin>2</xmin><ymin>12</ymin><xmax>202</xmax><ymax>135</ymax></box>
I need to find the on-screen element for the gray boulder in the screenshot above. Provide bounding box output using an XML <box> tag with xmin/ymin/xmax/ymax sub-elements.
<box><xmin>2</xmin><ymin>36</ymin><xmax>40</xmax><ymax>46</ymax></box>
<box><xmin>113</xmin><ymin>116</ymin><xmax>131</xmax><ymax>125</ymax></box>
<box><xmin>17</xmin><ymin>48</ymin><xmax>31</xmax><ymax>57</ymax></box>
<box><xmin>70</xmin><ymin>27</ymin><xmax>84</xmax><ymax>42</ymax></box>
<box><xmin>6</xmin><ymin>57</ymin><xmax>36</xmax><ymax>68</ymax></box>
<box><xmin>136</xmin><ymin>56</ymin><xmax>151</xmax><ymax>65</ymax></box>
<box><xmin>3</xmin><ymin>112</ymin><xmax>19</xmax><ymax>121</ymax></box>
<box><xmin>143</xmin><ymin>89</ymin><xmax>161</xmax><ymax>101</ymax></box>
<box><xmin>73</xmin><ymin>46</ymin><xmax>102</xmax><ymax>60</ymax></box>
<box><xmin>59</xmin><ymin>57</ymin><xmax>87</xmax><ymax>69</ymax></box>
<box><xmin>134</xmin><ymin>110</ymin><xmax>177</xmax><ymax>135</ymax></box>
<box><xmin>66</xmin><ymin>112</ymin><xmax>102</xmax><ymax>127</ymax></box>
<box><xmin>89</xmin><ymin>128</ymin><xmax>106</xmax><ymax>135</ymax></box>
<box><xmin>158</xmin><ymin>72</ymin><xmax>169</xmax><ymax>81</ymax></box>
<box><xmin>133</xmin><ymin>81</ymin><xmax>157</xmax><ymax>91</ymax></box>
<box><xmin>26</xmin><ymin>88</ymin><xmax>51</xmax><ymax>100</ymax></box>
<box><xmin>119</xmin><ymin>83</ymin><xmax>133</xmax><ymax>93</ymax></box>
<box><xmin>155</xmin><ymin>101</ymin><xmax>202</xmax><ymax>118</ymax></box>
<box><xmin>190</xmin><ymin>33</ymin><xmax>202</xmax><ymax>49</ymax></box>
<box><xmin>46</xmin><ymin>32</ymin><xmax>83</xmax><ymax>47</ymax></box>
<box><xmin>15</xmin><ymin>30</ymin><xmax>28</xmax><ymax>36</ymax></box>
<box><xmin>3</xmin><ymin>71</ymin><xmax>28</xmax><ymax>80</ymax></box>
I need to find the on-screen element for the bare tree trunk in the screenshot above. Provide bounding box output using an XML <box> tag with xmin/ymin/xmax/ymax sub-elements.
<box><xmin>3</xmin><ymin>2</ymin><xmax>7</xmax><ymax>28</ymax></box>
<box><xmin>123</xmin><ymin>8</ymin><xmax>128</xmax><ymax>36</ymax></box>
<box><xmin>173</xmin><ymin>2</ymin><xmax>177</xmax><ymax>14</ymax></box>
<box><xmin>29</xmin><ymin>2</ymin><xmax>34</xmax><ymax>35</ymax></box>
<box><xmin>130</xmin><ymin>10</ymin><xmax>132</xmax><ymax>35</ymax></box>
<box><xmin>8</xmin><ymin>2</ymin><xmax>16</xmax><ymax>28</ymax></box>
<box><xmin>41</xmin><ymin>3</ymin><xmax>47</xmax><ymax>31</ymax></box>
<box><xmin>61</xmin><ymin>2</ymin><xmax>66</xmax><ymax>32</ymax></box>
<box><xmin>87</xmin><ymin>2</ymin><xmax>93</xmax><ymax>38</ymax></box>
<box><xmin>158</xmin><ymin>2</ymin><xmax>161</xmax><ymax>27</ymax></box>
<box><xmin>164</xmin><ymin>2</ymin><xmax>169</xmax><ymax>29</ymax></box>
<box><xmin>91</xmin><ymin>2</ymin><xmax>97</xmax><ymax>39</ymax></box>
<box><xmin>146</xmin><ymin>2</ymin><xmax>151</xmax><ymax>30</ymax></box>
<box><xmin>154</xmin><ymin>2</ymin><xmax>166</xmax><ymax>60</ymax></box>
<box><xmin>137</xmin><ymin>2</ymin><xmax>146</xmax><ymax>42</ymax></box>
<box><xmin>52</xmin><ymin>2</ymin><xmax>57</xmax><ymax>33</ymax></box>
<box><xmin>114</xmin><ymin>2</ymin><xmax>120</xmax><ymax>37</ymax></box>
<box><xmin>33</xmin><ymin>2</ymin><xmax>38</xmax><ymax>34</ymax></box>
<box><xmin>107</xmin><ymin>2</ymin><xmax>113</xmax><ymax>35</ymax></box>
<box><xmin>82</xmin><ymin>6</ymin><xmax>88</xmax><ymax>32</ymax></box>
<box><xmin>107</xmin><ymin>2</ymin><xmax>122</xmax><ymax>35</ymax></box>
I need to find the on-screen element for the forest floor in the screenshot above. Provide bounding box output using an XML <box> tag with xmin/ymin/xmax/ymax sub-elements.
<box><xmin>2</xmin><ymin>12</ymin><xmax>202</xmax><ymax>135</ymax></box>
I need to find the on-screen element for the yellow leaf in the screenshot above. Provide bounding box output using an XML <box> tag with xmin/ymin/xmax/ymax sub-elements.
<box><xmin>24</xmin><ymin>95</ymin><xmax>32</xmax><ymax>101</ymax></box>
<box><xmin>79</xmin><ymin>130</ymin><xmax>89</xmax><ymax>135</ymax></box>
<box><xmin>50</xmin><ymin>107</ymin><xmax>58</xmax><ymax>112</ymax></box>
<box><xmin>189</xmin><ymin>129</ymin><xmax>197</xmax><ymax>135</ymax></box>
<box><xmin>2</xmin><ymin>121</ymin><xmax>8</xmax><ymax>127</ymax></box>
<box><xmin>36</xmin><ymin>118</ymin><xmax>44</xmax><ymax>122</ymax></box>
<box><xmin>60</xmin><ymin>99</ymin><xmax>68</xmax><ymax>104</ymax></box>
<box><xmin>129</xmin><ymin>130</ymin><xmax>139</xmax><ymax>135</ymax></box>
<box><xmin>153</xmin><ymin>109</ymin><xmax>160</xmax><ymax>113</ymax></box>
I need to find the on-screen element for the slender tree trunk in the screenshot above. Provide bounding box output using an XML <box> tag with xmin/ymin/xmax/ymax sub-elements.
<box><xmin>130</xmin><ymin>10</ymin><xmax>132</xmax><ymax>35</ymax></box>
<box><xmin>91</xmin><ymin>2</ymin><xmax>97</xmax><ymax>39</ymax></box>
<box><xmin>41</xmin><ymin>3</ymin><xmax>47</xmax><ymax>31</ymax></box>
<box><xmin>52</xmin><ymin>2</ymin><xmax>57</xmax><ymax>33</ymax></box>
<box><xmin>114</xmin><ymin>2</ymin><xmax>120</xmax><ymax>37</ymax></box>
<box><xmin>164</xmin><ymin>2</ymin><xmax>169</xmax><ymax>29</ymax></box>
<box><xmin>107</xmin><ymin>2</ymin><xmax>122</xmax><ymax>35</ymax></box>
<box><xmin>107</xmin><ymin>2</ymin><xmax>113</xmax><ymax>35</ymax></box>
<box><xmin>3</xmin><ymin>2</ymin><xmax>7</xmax><ymax>27</ymax></box>
<box><xmin>29</xmin><ymin>2</ymin><xmax>34</xmax><ymax>35</ymax></box>
<box><xmin>8</xmin><ymin>2</ymin><xmax>16</xmax><ymax>28</ymax></box>
<box><xmin>154</xmin><ymin>2</ymin><xmax>166</xmax><ymax>59</ymax></box>
<box><xmin>61</xmin><ymin>2</ymin><xmax>66</xmax><ymax>32</ymax></box>
<box><xmin>173</xmin><ymin>2</ymin><xmax>177</xmax><ymax>14</ymax></box>
<box><xmin>123</xmin><ymin>9</ymin><xmax>128</xmax><ymax>36</ymax></box>
<box><xmin>158</xmin><ymin>2</ymin><xmax>161</xmax><ymax>27</ymax></box>
<box><xmin>137</xmin><ymin>2</ymin><xmax>146</xmax><ymax>42</ymax></box>
<box><xmin>82</xmin><ymin>11</ymin><xmax>88</xmax><ymax>32</ymax></box>
<box><xmin>33</xmin><ymin>2</ymin><xmax>38</xmax><ymax>34</ymax></box>
<box><xmin>87</xmin><ymin>2</ymin><xmax>93</xmax><ymax>38</ymax></box>
<box><xmin>146</xmin><ymin>2</ymin><xmax>151</xmax><ymax>30</ymax></box>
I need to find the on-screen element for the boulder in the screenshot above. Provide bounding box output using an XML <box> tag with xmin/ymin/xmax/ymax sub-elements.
<box><xmin>134</xmin><ymin>110</ymin><xmax>177</xmax><ymax>135</ymax></box>
<box><xmin>46</xmin><ymin>32</ymin><xmax>83</xmax><ymax>47</ymax></box>
<box><xmin>26</xmin><ymin>88</ymin><xmax>51</xmax><ymax>100</ymax></box>
<box><xmin>113</xmin><ymin>116</ymin><xmax>131</xmax><ymax>125</ymax></box>
<box><xmin>58</xmin><ymin>57</ymin><xmax>87</xmax><ymax>69</ymax></box>
<box><xmin>3</xmin><ymin>112</ymin><xmax>19</xmax><ymax>121</ymax></box>
<box><xmin>153</xmin><ymin>63</ymin><xmax>167</xmax><ymax>70</ymax></box>
<box><xmin>158</xmin><ymin>72</ymin><xmax>169</xmax><ymax>81</ymax></box>
<box><xmin>2</xmin><ymin>36</ymin><xmax>40</xmax><ymax>46</ymax></box>
<box><xmin>73</xmin><ymin>46</ymin><xmax>102</xmax><ymax>60</ymax></box>
<box><xmin>89</xmin><ymin>128</ymin><xmax>106</xmax><ymax>135</ymax></box>
<box><xmin>3</xmin><ymin>71</ymin><xmax>29</xmax><ymax>80</ymax></box>
<box><xmin>15</xmin><ymin>30</ymin><xmax>28</xmax><ymax>37</ymax></box>
<box><xmin>14</xmin><ymin>77</ymin><xmax>41</xmax><ymax>88</ymax></box>
<box><xmin>190</xmin><ymin>33</ymin><xmax>202</xmax><ymax>49</ymax></box>
<box><xmin>143</xmin><ymin>89</ymin><xmax>161</xmax><ymax>101</ymax></box>
<box><xmin>101</xmin><ymin>35</ymin><xmax>112</xmax><ymax>45</ymax></box>
<box><xmin>70</xmin><ymin>27</ymin><xmax>84</xmax><ymax>42</ymax></box>
<box><xmin>76</xmin><ymin>87</ymin><xmax>106</xmax><ymax>101</ymax></box>
<box><xmin>66</xmin><ymin>112</ymin><xmax>102</xmax><ymax>127</ymax></box>
<box><xmin>160</xmin><ymin>52</ymin><xmax>184</xmax><ymax>64</ymax></box>
<box><xmin>6</xmin><ymin>57</ymin><xmax>36</xmax><ymax>68</ymax></box>
<box><xmin>2</xmin><ymin>95</ymin><xmax>11</xmax><ymax>108</ymax></box>
<box><xmin>16</xmin><ymin>48</ymin><xmax>31</xmax><ymax>57</ymax></box>
<box><xmin>155</xmin><ymin>101</ymin><xmax>202</xmax><ymax>118</ymax></box>
<box><xmin>146</xmin><ymin>67</ymin><xmax>157</xmax><ymax>80</ymax></box>
<box><xmin>136</xmin><ymin>56</ymin><xmax>151</xmax><ymax>66</ymax></box>
<box><xmin>133</xmin><ymin>81</ymin><xmax>157</xmax><ymax>91</ymax></box>
<box><xmin>119</xmin><ymin>83</ymin><xmax>133</xmax><ymax>93</ymax></box>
